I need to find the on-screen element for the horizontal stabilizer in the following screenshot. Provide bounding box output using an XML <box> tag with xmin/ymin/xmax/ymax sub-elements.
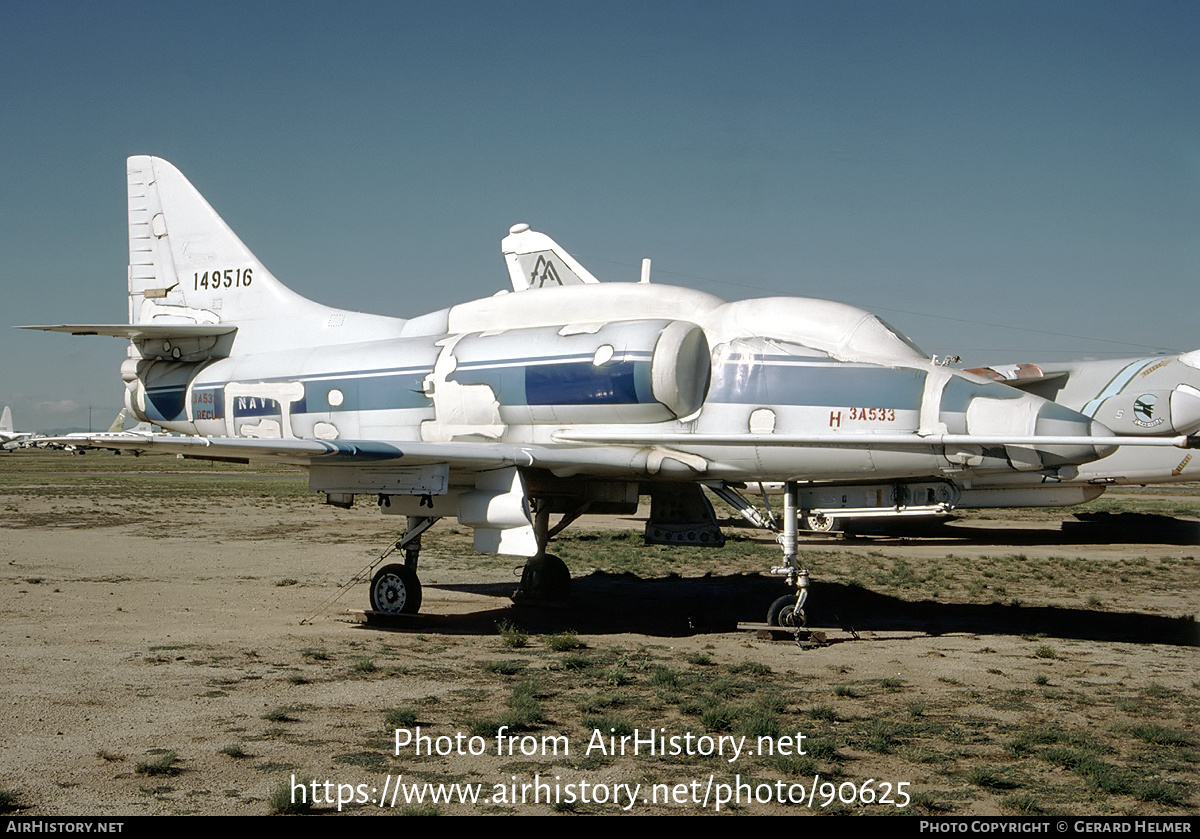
<box><xmin>18</xmin><ymin>323</ymin><xmax>237</xmax><ymax>339</ymax></box>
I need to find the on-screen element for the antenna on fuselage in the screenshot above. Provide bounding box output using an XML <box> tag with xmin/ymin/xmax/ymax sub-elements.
<box><xmin>640</xmin><ymin>258</ymin><xmax>652</xmax><ymax>283</ymax></box>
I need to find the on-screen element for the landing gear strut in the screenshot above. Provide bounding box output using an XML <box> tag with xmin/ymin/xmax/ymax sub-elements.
<box><xmin>766</xmin><ymin>481</ymin><xmax>811</xmax><ymax>629</ymax></box>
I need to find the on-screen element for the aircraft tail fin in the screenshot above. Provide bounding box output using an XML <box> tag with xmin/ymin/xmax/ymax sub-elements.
<box><xmin>0</xmin><ymin>406</ymin><xmax>12</xmax><ymax>434</ymax></box>
<box><xmin>125</xmin><ymin>156</ymin><xmax>400</xmax><ymax>350</ymax></box>
<box><xmin>105</xmin><ymin>409</ymin><xmax>128</xmax><ymax>434</ymax></box>
<box><xmin>501</xmin><ymin>223</ymin><xmax>601</xmax><ymax>292</ymax></box>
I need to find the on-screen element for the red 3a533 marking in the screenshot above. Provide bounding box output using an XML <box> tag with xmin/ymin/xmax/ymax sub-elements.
<box><xmin>849</xmin><ymin>407</ymin><xmax>896</xmax><ymax>422</ymax></box>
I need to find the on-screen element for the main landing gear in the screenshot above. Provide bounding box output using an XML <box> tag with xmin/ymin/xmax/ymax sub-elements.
<box><xmin>368</xmin><ymin>516</ymin><xmax>437</xmax><ymax>615</ymax></box>
<box><xmin>513</xmin><ymin>503</ymin><xmax>574</xmax><ymax>603</ymax></box>
<box><xmin>367</xmin><ymin>503</ymin><xmax>580</xmax><ymax>614</ymax></box>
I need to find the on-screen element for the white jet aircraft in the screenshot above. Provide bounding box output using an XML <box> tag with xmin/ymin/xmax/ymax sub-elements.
<box><xmin>0</xmin><ymin>406</ymin><xmax>33</xmax><ymax>450</ymax></box>
<box><xmin>22</xmin><ymin>157</ymin><xmax>1198</xmax><ymax>625</ymax></box>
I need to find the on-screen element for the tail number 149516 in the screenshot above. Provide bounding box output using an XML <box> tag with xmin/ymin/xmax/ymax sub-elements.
<box><xmin>194</xmin><ymin>268</ymin><xmax>253</xmax><ymax>290</ymax></box>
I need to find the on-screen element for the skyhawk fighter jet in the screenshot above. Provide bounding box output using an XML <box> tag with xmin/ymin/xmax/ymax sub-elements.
<box><xmin>24</xmin><ymin>157</ymin><xmax>1196</xmax><ymax>623</ymax></box>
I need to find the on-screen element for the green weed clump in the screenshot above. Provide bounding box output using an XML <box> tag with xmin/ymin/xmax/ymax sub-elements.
<box><xmin>545</xmin><ymin>630</ymin><xmax>584</xmax><ymax>652</ymax></box>
<box><xmin>496</xmin><ymin>620</ymin><xmax>528</xmax><ymax>649</ymax></box>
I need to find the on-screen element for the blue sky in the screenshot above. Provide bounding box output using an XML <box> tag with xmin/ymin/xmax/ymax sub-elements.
<box><xmin>2</xmin><ymin>1</ymin><xmax>1197</xmax><ymax>431</ymax></box>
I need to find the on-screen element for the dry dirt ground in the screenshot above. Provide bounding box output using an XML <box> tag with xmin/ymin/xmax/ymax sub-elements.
<box><xmin>0</xmin><ymin>452</ymin><xmax>1196</xmax><ymax>817</ymax></box>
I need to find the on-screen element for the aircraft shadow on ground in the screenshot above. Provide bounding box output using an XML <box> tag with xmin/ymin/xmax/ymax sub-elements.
<box><xmin>401</xmin><ymin>571</ymin><xmax>1198</xmax><ymax>646</ymax></box>
<box><xmin>833</xmin><ymin>512</ymin><xmax>1200</xmax><ymax>546</ymax></box>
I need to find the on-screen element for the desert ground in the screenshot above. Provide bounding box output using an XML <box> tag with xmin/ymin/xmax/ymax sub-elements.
<box><xmin>0</xmin><ymin>450</ymin><xmax>1195</xmax><ymax>817</ymax></box>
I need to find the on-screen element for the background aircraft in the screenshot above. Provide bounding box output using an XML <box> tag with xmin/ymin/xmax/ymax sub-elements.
<box><xmin>23</xmin><ymin>157</ymin><xmax>1196</xmax><ymax>624</ymax></box>
<box><xmin>0</xmin><ymin>406</ymin><xmax>33</xmax><ymax>450</ymax></box>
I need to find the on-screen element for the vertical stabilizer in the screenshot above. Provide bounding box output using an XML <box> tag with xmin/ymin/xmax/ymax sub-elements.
<box><xmin>0</xmin><ymin>406</ymin><xmax>12</xmax><ymax>434</ymax></box>
<box><xmin>501</xmin><ymin>223</ymin><xmax>601</xmax><ymax>292</ymax></box>
<box><xmin>105</xmin><ymin>409</ymin><xmax>128</xmax><ymax>434</ymax></box>
<box><xmin>125</xmin><ymin>156</ymin><xmax>403</xmax><ymax>351</ymax></box>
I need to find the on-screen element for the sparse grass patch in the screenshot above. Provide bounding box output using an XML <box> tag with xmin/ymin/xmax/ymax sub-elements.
<box><xmin>262</xmin><ymin>706</ymin><xmax>297</xmax><ymax>723</ymax></box>
<box><xmin>601</xmin><ymin>667</ymin><xmax>633</xmax><ymax>687</ymax></box>
<box><xmin>1142</xmin><ymin>682</ymin><xmax>1175</xmax><ymax>699</ymax></box>
<box><xmin>772</xmin><ymin>755</ymin><xmax>819</xmax><ymax>776</ymax></box>
<box><xmin>1118</xmin><ymin>724</ymin><xmax>1193</xmax><ymax>746</ymax></box>
<box><xmin>385</xmin><ymin>708</ymin><xmax>417</xmax><ymax>727</ymax></box>
<box><xmin>351</xmin><ymin>657</ymin><xmax>377</xmax><ymax>675</ymax></box>
<box><xmin>810</xmin><ymin>704</ymin><xmax>838</xmax><ymax>722</ymax></box>
<box><xmin>649</xmin><ymin>665</ymin><xmax>679</xmax><ymax>687</ymax></box>
<box><xmin>545</xmin><ymin>630</ymin><xmax>584</xmax><ymax>652</ymax></box>
<box><xmin>685</xmin><ymin>652</ymin><xmax>714</xmax><ymax>666</ymax></box>
<box><xmin>484</xmin><ymin>659</ymin><xmax>528</xmax><ymax>676</ymax></box>
<box><xmin>274</xmin><ymin>578</ymin><xmax>298</xmax><ymax>587</ymax></box>
<box><xmin>218</xmin><ymin>743</ymin><xmax>249</xmax><ymax>759</ymax></box>
<box><xmin>701</xmin><ymin>704</ymin><xmax>735</xmax><ymax>732</ymax></box>
<box><xmin>581</xmin><ymin>714</ymin><xmax>635</xmax><ymax>737</ymax></box>
<box><xmin>861</xmin><ymin>719</ymin><xmax>902</xmax><ymax>753</ymax></box>
<box><xmin>1133</xmin><ymin>779</ymin><xmax>1189</xmax><ymax>807</ymax></box>
<box><xmin>967</xmin><ymin>765</ymin><xmax>1017</xmax><ymax>790</ymax></box>
<box><xmin>135</xmin><ymin>751</ymin><xmax>181</xmax><ymax>777</ymax></box>
<box><xmin>1000</xmin><ymin>793</ymin><xmax>1046</xmax><ymax>815</ymax></box>
<box><xmin>804</xmin><ymin>738</ymin><xmax>842</xmax><ymax>762</ymax></box>
<box><xmin>268</xmin><ymin>780</ymin><xmax>313</xmax><ymax>814</ymax></box>
<box><xmin>560</xmin><ymin>654</ymin><xmax>592</xmax><ymax>671</ymax></box>
<box><xmin>300</xmin><ymin>648</ymin><xmax>329</xmax><ymax>661</ymax></box>
<box><xmin>1034</xmin><ymin>644</ymin><xmax>1058</xmax><ymax>660</ymax></box>
<box><xmin>736</xmin><ymin>706</ymin><xmax>781</xmax><ymax>738</ymax></box>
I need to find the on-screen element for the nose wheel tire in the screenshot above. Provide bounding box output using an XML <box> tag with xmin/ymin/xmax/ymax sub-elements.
<box><xmin>767</xmin><ymin>593</ymin><xmax>806</xmax><ymax>628</ymax></box>
<box><xmin>370</xmin><ymin>563</ymin><xmax>422</xmax><ymax>615</ymax></box>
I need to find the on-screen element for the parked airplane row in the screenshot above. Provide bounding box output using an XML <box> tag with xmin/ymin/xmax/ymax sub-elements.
<box><xmin>20</xmin><ymin>157</ymin><xmax>1198</xmax><ymax>625</ymax></box>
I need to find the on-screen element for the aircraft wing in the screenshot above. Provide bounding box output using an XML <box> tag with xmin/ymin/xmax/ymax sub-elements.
<box><xmin>47</xmin><ymin>428</ymin><xmax>1198</xmax><ymax>474</ymax></box>
<box><xmin>32</xmin><ymin>433</ymin><xmax>538</xmax><ymax>470</ymax></box>
<box><xmin>553</xmin><ymin>430</ymin><xmax>1199</xmax><ymax>449</ymax></box>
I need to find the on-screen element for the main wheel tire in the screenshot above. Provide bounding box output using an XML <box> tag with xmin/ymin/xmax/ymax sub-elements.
<box><xmin>767</xmin><ymin>593</ymin><xmax>805</xmax><ymax>628</ymax></box>
<box><xmin>517</xmin><ymin>553</ymin><xmax>571</xmax><ymax>601</ymax></box>
<box><xmin>369</xmin><ymin>563</ymin><xmax>422</xmax><ymax>614</ymax></box>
